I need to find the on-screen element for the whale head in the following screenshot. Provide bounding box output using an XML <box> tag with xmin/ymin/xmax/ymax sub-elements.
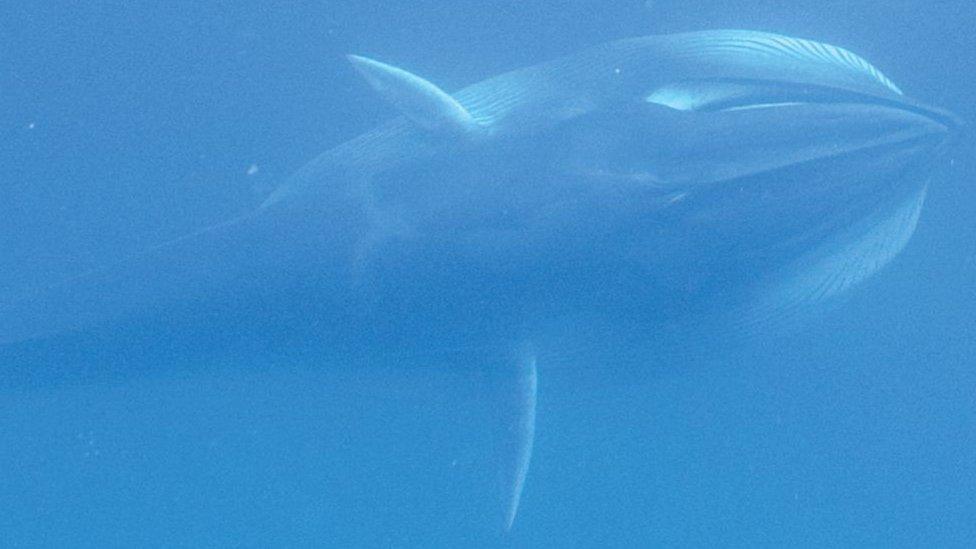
<box><xmin>349</xmin><ymin>31</ymin><xmax>960</xmax><ymax>329</ymax></box>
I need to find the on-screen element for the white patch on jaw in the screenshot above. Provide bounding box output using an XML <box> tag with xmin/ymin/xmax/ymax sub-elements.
<box><xmin>720</xmin><ymin>102</ymin><xmax>806</xmax><ymax>112</ymax></box>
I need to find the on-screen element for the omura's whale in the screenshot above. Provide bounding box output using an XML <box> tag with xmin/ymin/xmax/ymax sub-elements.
<box><xmin>0</xmin><ymin>30</ymin><xmax>958</xmax><ymax>530</ymax></box>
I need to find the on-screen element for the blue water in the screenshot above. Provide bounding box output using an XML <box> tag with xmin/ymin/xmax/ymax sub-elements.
<box><xmin>2</xmin><ymin>2</ymin><xmax>974</xmax><ymax>547</ymax></box>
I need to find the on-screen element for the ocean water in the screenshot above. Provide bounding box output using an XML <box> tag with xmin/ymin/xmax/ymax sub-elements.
<box><xmin>2</xmin><ymin>2</ymin><xmax>974</xmax><ymax>547</ymax></box>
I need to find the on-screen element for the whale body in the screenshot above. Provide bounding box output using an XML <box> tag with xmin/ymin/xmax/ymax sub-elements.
<box><xmin>0</xmin><ymin>30</ymin><xmax>958</xmax><ymax>529</ymax></box>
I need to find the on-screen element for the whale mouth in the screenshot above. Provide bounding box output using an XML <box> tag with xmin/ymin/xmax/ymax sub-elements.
<box><xmin>646</xmin><ymin>78</ymin><xmax>961</xmax><ymax>136</ymax></box>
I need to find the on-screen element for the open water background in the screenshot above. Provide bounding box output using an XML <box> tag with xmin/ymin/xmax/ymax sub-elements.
<box><xmin>1</xmin><ymin>2</ymin><xmax>974</xmax><ymax>546</ymax></box>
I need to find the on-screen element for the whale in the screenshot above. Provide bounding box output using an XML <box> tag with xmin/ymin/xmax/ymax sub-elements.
<box><xmin>0</xmin><ymin>30</ymin><xmax>958</xmax><ymax>530</ymax></box>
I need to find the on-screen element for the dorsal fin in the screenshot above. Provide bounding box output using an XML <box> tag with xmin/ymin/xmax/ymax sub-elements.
<box><xmin>347</xmin><ymin>54</ymin><xmax>479</xmax><ymax>135</ymax></box>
